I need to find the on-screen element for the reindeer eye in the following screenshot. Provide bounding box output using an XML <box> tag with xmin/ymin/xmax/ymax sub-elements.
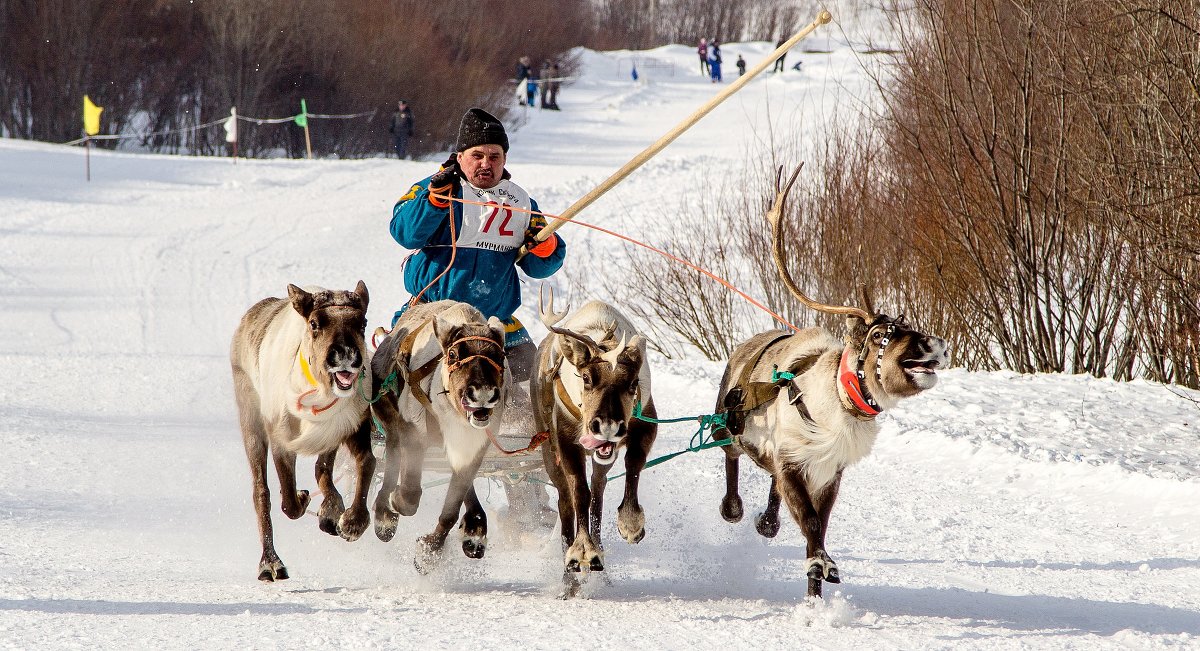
<box><xmin>309</xmin><ymin>319</ymin><xmax>319</xmax><ymax>333</ymax></box>
<box><xmin>582</xmin><ymin>372</ymin><xmax>593</xmax><ymax>388</ymax></box>
<box><xmin>872</xmin><ymin>331</ymin><xmax>882</xmax><ymax>341</ymax></box>
<box><xmin>447</xmin><ymin>349</ymin><xmax>459</xmax><ymax>362</ymax></box>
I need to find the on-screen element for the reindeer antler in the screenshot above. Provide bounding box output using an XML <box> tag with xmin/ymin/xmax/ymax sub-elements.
<box><xmin>538</xmin><ymin>284</ymin><xmax>571</xmax><ymax>327</ymax></box>
<box><xmin>769</xmin><ymin>163</ymin><xmax>874</xmax><ymax>322</ymax></box>
<box><xmin>546</xmin><ymin>325</ymin><xmax>604</xmax><ymax>359</ymax></box>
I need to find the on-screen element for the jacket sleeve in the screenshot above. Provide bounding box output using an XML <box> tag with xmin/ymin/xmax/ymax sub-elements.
<box><xmin>390</xmin><ymin>175</ymin><xmax>452</xmax><ymax>248</ymax></box>
<box><xmin>517</xmin><ymin>198</ymin><xmax>566</xmax><ymax>279</ymax></box>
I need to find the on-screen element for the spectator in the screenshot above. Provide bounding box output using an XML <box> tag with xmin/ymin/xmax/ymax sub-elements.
<box><xmin>736</xmin><ymin>54</ymin><xmax>746</xmax><ymax>77</ymax></box>
<box><xmin>708</xmin><ymin>38</ymin><xmax>722</xmax><ymax>83</ymax></box>
<box><xmin>539</xmin><ymin>61</ymin><xmax>552</xmax><ymax>108</ymax></box>
<box><xmin>697</xmin><ymin>38</ymin><xmax>709</xmax><ymax>76</ymax></box>
<box><xmin>388</xmin><ymin>100</ymin><xmax>414</xmax><ymax>159</ymax></box>
<box><xmin>525</xmin><ymin>70</ymin><xmax>539</xmax><ymax>107</ymax></box>
<box><xmin>772</xmin><ymin>37</ymin><xmax>787</xmax><ymax>73</ymax></box>
<box><xmin>515</xmin><ymin>56</ymin><xmax>532</xmax><ymax>105</ymax></box>
<box><xmin>546</xmin><ymin>61</ymin><xmax>561</xmax><ymax>110</ymax></box>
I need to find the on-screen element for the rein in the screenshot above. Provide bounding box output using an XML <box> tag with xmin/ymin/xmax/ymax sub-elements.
<box><xmin>295</xmin><ymin>351</ymin><xmax>341</xmax><ymax>415</ymax></box>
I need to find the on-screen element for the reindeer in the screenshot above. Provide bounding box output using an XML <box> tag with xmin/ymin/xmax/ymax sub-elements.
<box><xmin>532</xmin><ymin>291</ymin><xmax>657</xmax><ymax>597</ymax></box>
<box><xmin>230</xmin><ymin>281</ymin><xmax>375</xmax><ymax>582</ymax></box>
<box><xmin>714</xmin><ymin>167</ymin><xmax>949</xmax><ymax>598</ymax></box>
<box><xmin>370</xmin><ymin>300</ymin><xmax>509</xmax><ymax>572</ymax></box>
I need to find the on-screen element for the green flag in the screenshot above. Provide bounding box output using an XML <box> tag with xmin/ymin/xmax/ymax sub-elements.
<box><xmin>294</xmin><ymin>99</ymin><xmax>308</xmax><ymax>128</ymax></box>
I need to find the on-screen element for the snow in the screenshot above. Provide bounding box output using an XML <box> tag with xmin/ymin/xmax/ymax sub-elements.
<box><xmin>3</xmin><ymin>26</ymin><xmax>1200</xmax><ymax>651</ymax></box>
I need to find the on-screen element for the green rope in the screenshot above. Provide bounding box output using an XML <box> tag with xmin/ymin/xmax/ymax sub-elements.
<box><xmin>358</xmin><ymin>369</ymin><xmax>400</xmax><ymax>405</ymax></box>
<box><xmin>770</xmin><ymin>364</ymin><xmax>794</xmax><ymax>383</ymax></box>
<box><xmin>606</xmin><ymin>401</ymin><xmax>733</xmax><ymax>480</ymax></box>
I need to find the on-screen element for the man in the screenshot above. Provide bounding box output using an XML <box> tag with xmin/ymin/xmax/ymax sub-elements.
<box><xmin>772</xmin><ymin>37</ymin><xmax>787</xmax><ymax>73</ymax></box>
<box><xmin>389</xmin><ymin>100</ymin><xmax>414</xmax><ymax>159</ymax></box>
<box><xmin>390</xmin><ymin>107</ymin><xmax>565</xmax><ymax>382</ymax></box>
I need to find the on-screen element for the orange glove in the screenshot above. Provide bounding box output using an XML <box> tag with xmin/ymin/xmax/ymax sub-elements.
<box><xmin>525</xmin><ymin>225</ymin><xmax>558</xmax><ymax>258</ymax></box>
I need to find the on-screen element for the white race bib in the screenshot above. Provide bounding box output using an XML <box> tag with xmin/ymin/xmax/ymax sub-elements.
<box><xmin>454</xmin><ymin>180</ymin><xmax>532</xmax><ymax>252</ymax></box>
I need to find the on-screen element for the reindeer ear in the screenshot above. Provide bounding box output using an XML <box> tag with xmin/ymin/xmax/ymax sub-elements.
<box><xmin>620</xmin><ymin>335</ymin><xmax>646</xmax><ymax>367</ymax></box>
<box><xmin>557</xmin><ymin>334</ymin><xmax>592</xmax><ymax>367</ymax></box>
<box><xmin>354</xmin><ymin>280</ymin><xmax>369</xmax><ymax>311</ymax></box>
<box><xmin>845</xmin><ymin>315</ymin><xmax>868</xmax><ymax>347</ymax></box>
<box><xmin>487</xmin><ymin>316</ymin><xmax>506</xmax><ymax>346</ymax></box>
<box><xmin>433</xmin><ymin>314</ymin><xmax>458</xmax><ymax>349</ymax></box>
<box><xmin>288</xmin><ymin>284</ymin><xmax>314</xmax><ymax>318</ymax></box>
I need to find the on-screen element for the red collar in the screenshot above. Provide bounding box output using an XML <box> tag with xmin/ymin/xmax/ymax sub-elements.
<box><xmin>838</xmin><ymin>347</ymin><xmax>880</xmax><ymax>418</ymax></box>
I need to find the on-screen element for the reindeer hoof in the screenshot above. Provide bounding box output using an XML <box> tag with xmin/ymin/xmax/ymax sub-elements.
<box><xmin>462</xmin><ymin>535</ymin><xmax>487</xmax><ymax>559</ymax></box>
<box><xmin>720</xmin><ymin>494</ymin><xmax>743</xmax><ymax>523</ymax></box>
<box><xmin>374</xmin><ymin>508</ymin><xmax>398</xmax><ymax>542</ymax></box>
<box><xmin>589</xmin><ymin>556</ymin><xmax>605</xmax><ymax>572</ymax></box>
<box><xmin>414</xmin><ymin>535</ymin><xmax>445</xmax><ymax>575</ymax></box>
<box><xmin>755</xmin><ymin>511</ymin><xmax>780</xmax><ymax>538</ymax></box>
<box><xmin>318</xmin><ymin>494</ymin><xmax>346</xmax><ymax>535</ymax></box>
<box><xmin>617</xmin><ymin>504</ymin><xmax>646</xmax><ymax>544</ymax></box>
<box><xmin>338</xmin><ymin>506</ymin><xmax>369</xmax><ymax>542</ymax></box>
<box><xmin>825</xmin><ymin>566</ymin><xmax>841</xmax><ymax>583</ymax></box>
<box><xmin>566</xmin><ymin>558</ymin><xmax>582</xmax><ymax>573</ymax></box>
<box><xmin>257</xmin><ymin>560</ymin><xmax>289</xmax><ymax>582</ymax></box>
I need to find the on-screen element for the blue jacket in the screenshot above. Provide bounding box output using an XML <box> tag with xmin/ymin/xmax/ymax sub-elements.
<box><xmin>390</xmin><ymin>172</ymin><xmax>566</xmax><ymax>323</ymax></box>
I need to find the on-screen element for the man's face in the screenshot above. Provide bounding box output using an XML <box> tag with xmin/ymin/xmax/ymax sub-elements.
<box><xmin>457</xmin><ymin>145</ymin><xmax>506</xmax><ymax>189</ymax></box>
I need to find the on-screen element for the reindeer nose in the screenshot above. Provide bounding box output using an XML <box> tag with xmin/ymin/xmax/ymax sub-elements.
<box><xmin>468</xmin><ymin>385</ymin><xmax>499</xmax><ymax>407</ymax></box>
<box><xmin>589</xmin><ymin>418</ymin><xmax>626</xmax><ymax>438</ymax></box>
<box><xmin>328</xmin><ymin>345</ymin><xmax>361</xmax><ymax>369</ymax></box>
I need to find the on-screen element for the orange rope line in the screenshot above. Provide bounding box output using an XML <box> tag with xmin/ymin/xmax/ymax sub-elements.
<box><xmin>430</xmin><ymin>190</ymin><xmax>799</xmax><ymax>332</ymax></box>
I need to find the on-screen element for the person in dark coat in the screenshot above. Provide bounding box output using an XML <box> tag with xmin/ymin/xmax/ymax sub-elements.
<box><xmin>546</xmin><ymin>61</ymin><xmax>561</xmax><ymax>110</ymax></box>
<box><xmin>736</xmin><ymin>54</ymin><xmax>747</xmax><ymax>76</ymax></box>
<box><xmin>697</xmin><ymin>38</ymin><xmax>709</xmax><ymax>76</ymax></box>
<box><xmin>515</xmin><ymin>56</ymin><xmax>532</xmax><ymax>105</ymax></box>
<box><xmin>708</xmin><ymin>39</ymin><xmax>722</xmax><ymax>83</ymax></box>
<box><xmin>772</xmin><ymin>37</ymin><xmax>787</xmax><ymax>73</ymax></box>
<box><xmin>389</xmin><ymin>100</ymin><xmax>414</xmax><ymax>159</ymax></box>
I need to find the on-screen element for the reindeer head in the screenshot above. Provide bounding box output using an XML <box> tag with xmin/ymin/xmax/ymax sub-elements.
<box><xmin>288</xmin><ymin>280</ymin><xmax>369</xmax><ymax>399</ymax></box>
<box><xmin>433</xmin><ymin>313</ymin><xmax>507</xmax><ymax>429</ymax></box>
<box><xmin>766</xmin><ymin>165</ymin><xmax>948</xmax><ymax>412</ymax></box>
<box><xmin>843</xmin><ymin>311</ymin><xmax>948</xmax><ymax>405</ymax></box>
<box><xmin>550</xmin><ymin>325</ymin><xmax>646</xmax><ymax>466</ymax></box>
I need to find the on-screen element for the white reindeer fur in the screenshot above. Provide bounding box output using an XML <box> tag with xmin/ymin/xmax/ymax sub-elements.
<box><xmin>394</xmin><ymin>302</ymin><xmax>508</xmax><ymax>472</ymax></box>
<box><xmin>738</xmin><ymin>329</ymin><xmax>883</xmax><ymax>492</ymax></box>
<box><xmin>238</xmin><ymin>297</ymin><xmax>369</xmax><ymax>457</ymax></box>
<box><xmin>551</xmin><ymin>301</ymin><xmax>652</xmax><ymax>416</ymax></box>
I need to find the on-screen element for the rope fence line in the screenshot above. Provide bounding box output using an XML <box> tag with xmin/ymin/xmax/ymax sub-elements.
<box><xmin>63</xmin><ymin>108</ymin><xmax>376</xmax><ymax>146</ymax></box>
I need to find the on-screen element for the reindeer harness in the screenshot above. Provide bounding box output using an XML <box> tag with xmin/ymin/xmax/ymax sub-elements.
<box><xmin>718</xmin><ymin>319</ymin><xmax>898</xmax><ymax>438</ymax></box>
<box><xmin>390</xmin><ymin>321</ymin><xmax>504</xmax><ymax>409</ymax></box>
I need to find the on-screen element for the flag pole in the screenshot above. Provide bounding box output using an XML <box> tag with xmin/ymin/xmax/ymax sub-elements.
<box><xmin>301</xmin><ymin>99</ymin><xmax>313</xmax><ymax>159</ymax></box>
<box><xmin>518</xmin><ymin>10</ymin><xmax>833</xmax><ymax>258</ymax></box>
<box><xmin>85</xmin><ymin>136</ymin><xmax>91</xmax><ymax>182</ymax></box>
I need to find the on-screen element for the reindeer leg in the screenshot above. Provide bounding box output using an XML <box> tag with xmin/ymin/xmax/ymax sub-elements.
<box><xmin>314</xmin><ymin>448</ymin><xmax>344</xmax><ymax>536</ymax></box>
<box><xmin>459</xmin><ymin>484</ymin><xmax>487</xmax><ymax>559</ymax></box>
<box><xmin>271</xmin><ymin>422</ymin><xmax>310</xmax><ymax>520</ymax></box>
<box><xmin>372</xmin><ymin>402</ymin><xmax>403</xmax><ymax>542</ymax></box>
<box><xmin>236</xmin><ymin>374</ymin><xmax>287</xmax><ymax>582</ymax></box>
<box><xmin>715</xmin><ymin>399</ymin><xmax>744</xmax><ymax>523</ymax></box>
<box><xmin>562</xmin><ymin>446</ymin><xmax>602</xmax><ymax>573</ymax></box>
<box><xmin>391</xmin><ymin>421</ymin><xmax>427</xmax><ymax>516</ymax></box>
<box><xmin>776</xmin><ymin>465</ymin><xmax>842</xmax><ymax>598</ymax></box>
<box><xmin>588</xmin><ymin>460</ymin><xmax>608</xmax><ymax>550</ymax></box>
<box><xmin>414</xmin><ymin>452</ymin><xmax>483</xmax><ymax>574</ymax></box>
<box><xmin>617</xmin><ymin>414</ymin><xmax>657</xmax><ymax>544</ymax></box>
<box><xmin>755</xmin><ymin>478</ymin><xmax>782</xmax><ymax>538</ymax></box>
<box><xmin>337</xmin><ymin>416</ymin><xmax>376</xmax><ymax>542</ymax></box>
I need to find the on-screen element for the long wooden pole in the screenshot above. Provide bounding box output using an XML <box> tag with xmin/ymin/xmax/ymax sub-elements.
<box><xmin>519</xmin><ymin>10</ymin><xmax>832</xmax><ymax>257</ymax></box>
<box><xmin>85</xmin><ymin>137</ymin><xmax>91</xmax><ymax>182</ymax></box>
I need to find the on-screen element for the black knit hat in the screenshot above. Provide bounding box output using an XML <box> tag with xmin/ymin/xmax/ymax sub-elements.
<box><xmin>455</xmin><ymin>108</ymin><xmax>509</xmax><ymax>153</ymax></box>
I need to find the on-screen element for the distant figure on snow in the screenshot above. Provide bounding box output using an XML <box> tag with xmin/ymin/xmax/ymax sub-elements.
<box><xmin>792</xmin><ymin>59</ymin><xmax>803</xmax><ymax>72</ymax></box>
<box><xmin>515</xmin><ymin>55</ymin><xmax>532</xmax><ymax>105</ymax></box>
<box><xmin>540</xmin><ymin>61</ymin><xmax>553</xmax><ymax>109</ymax></box>
<box><xmin>708</xmin><ymin>38</ymin><xmax>722</xmax><ymax>83</ymax></box>
<box><xmin>525</xmin><ymin>71</ymin><xmax>539</xmax><ymax>107</ymax></box>
<box><xmin>389</xmin><ymin>100</ymin><xmax>414</xmax><ymax>159</ymax></box>
<box><xmin>697</xmin><ymin>38</ymin><xmax>709</xmax><ymax>76</ymax></box>
<box><xmin>736</xmin><ymin>54</ymin><xmax>746</xmax><ymax>76</ymax></box>
<box><xmin>772</xmin><ymin>37</ymin><xmax>787</xmax><ymax>73</ymax></box>
<box><xmin>545</xmin><ymin>61</ymin><xmax>562</xmax><ymax>110</ymax></box>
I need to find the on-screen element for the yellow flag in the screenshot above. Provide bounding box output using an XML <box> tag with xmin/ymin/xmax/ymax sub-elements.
<box><xmin>83</xmin><ymin>95</ymin><xmax>103</xmax><ymax>136</ymax></box>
